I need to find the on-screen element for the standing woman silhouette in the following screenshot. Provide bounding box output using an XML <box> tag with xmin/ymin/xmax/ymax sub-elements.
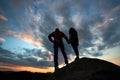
<box><xmin>69</xmin><ymin>28</ymin><xmax>79</xmax><ymax>60</ymax></box>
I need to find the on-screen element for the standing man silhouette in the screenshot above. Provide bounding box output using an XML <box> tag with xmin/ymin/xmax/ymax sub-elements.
<box><xmin>48</xmin><ymin>28</ymin><xmax>69</xmax><ymax>72</ymax></box>
<box><xmin>69</xmin><ymin>28</ymin><xmax>79</xmax><ymax>60</ymax></box>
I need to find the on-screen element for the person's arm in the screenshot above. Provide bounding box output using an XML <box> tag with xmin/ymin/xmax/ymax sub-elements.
<box><xmin>76</xmin><ymin>32</ymin><xmax>79</xmax><ymax>45</ymax></box>
<box><xmin>48</xmin><ymin>32</ymin><xmax>54</xmax><ymax>43</ymax></box>
<box><xmin>62</xmin><ymin>33</ymin><xmax>69</xmax><ymax>44</ymax></box>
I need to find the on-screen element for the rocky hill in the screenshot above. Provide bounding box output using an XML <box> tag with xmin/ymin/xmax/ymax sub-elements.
<box><xmin>0</xmin><ymin>71</ymin><xmax>51</xmax><ymax>80</ymax></box>
<box><xmin>47</xmin><ymin>57</ymin><xmax>120</xmax><ymax>80</ymax></box>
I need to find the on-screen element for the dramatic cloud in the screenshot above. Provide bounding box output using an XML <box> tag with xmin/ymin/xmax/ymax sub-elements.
<box><xmin>0</xmin><ymin>47</ymin><xmax>53</xmax><ymax>67</ymax></box>
<box><xmin>7</xmin><ymin>0</ymin><xmax>120</xmax><ymax>57</ymax></box>
<box><xmin>6</xmin><ymin>30</ymin><xmax>42</xmax><ymax>47</ymax></box>
<box><xmin>0</xmin><ymin>0</ymin><xmax>120</xmax><ymax>70</ymax></box>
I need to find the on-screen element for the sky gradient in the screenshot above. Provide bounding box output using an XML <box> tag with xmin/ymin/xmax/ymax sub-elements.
<box><xmin>0</xmin><ymin>0</ymin><xmax>120</xmax><ymax>73</ymax></box>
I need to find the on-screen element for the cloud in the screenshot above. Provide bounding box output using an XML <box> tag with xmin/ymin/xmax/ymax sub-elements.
<box><xmin>71</xmin><ymin>0</ymin><xmax>91</xmax><ymax>12</ymax></box>
<box><xmin>27</xmin><ymin>0</ymin><xmax>120</xmax><ymax>58</ymax></box>
<box><xmin>4</xmin><ymin>0</ymin><xmax>32</xmax><ymax>13</ymax></box>
<box><xmin>0</xmin><ymin>62</ymin><xmax>53</xmax><ymax>72</ymax></box>
<box><xmin>112</xmin><ymin>5</ymin><xmax>120</xmax><ymax>12</ymax></box>
<box><xmin>0</xmin><ymin>37</ymin><xmax>5</xmax><ymax>42</ymax></box>
<box><xmin>0</xmin><ymin>47</ymin><xmax>53</xmax><ymax>68</ymax></box>
<box><xmin>0</xmin><ymin>37</ymin><xmax>5</xmax><ymax>46</ymax></box>
<box><xmin>0</xmin><ymin>62</ymin><xmax>20</xmax><ymax>71</ymax></box>
<box><xmin>72</xmin><ymin>13</ymin><xmax>83</xmax><ymax>29</ymax></box>
<box><xmin>0</xmin><ymin>15</ymin><xmax>8</xmax><ymax>21</ymax></box>
<box><xmin>18</xmin><ymin>48</ymin><xmax>54</xmax><ymax>67</ymax></box>
<box><xmin>0</xmin><ymin>0</ymin><xmax>120</xmax><ymax>65</ymax></box>
<box><xmin>0</xmin><ymin>47</ymin><xmax>18</xmax><ymax>65</ymax></box>
<box><xmin>93</xmin><ymin>0</ymin><xmax>120</xmax><ymax>13</ymax></box>
<box><xmin>0</xmin><ymin>16</ymin><xmax>8</xmax><ymax>36</ymax></box>
<box><xmin>102</xmin><ymin>19</ymin><xmax>120</xmax><ymax>47</ymax></box>
<box><xmin>6</xmin><ymin>30</ymin><xmax>43</xmax><ymax>47</ymax></box>
<box><xmin>55</xmin><ymin>0</ymin><xmax>74</xmax><ymax>29</ymax></box>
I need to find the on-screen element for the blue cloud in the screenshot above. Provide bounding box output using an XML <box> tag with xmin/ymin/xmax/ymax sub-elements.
<box><xmin>0</xmin><ymin>47</ymin><xmax>53</xmax><ymax>67</ymax></box>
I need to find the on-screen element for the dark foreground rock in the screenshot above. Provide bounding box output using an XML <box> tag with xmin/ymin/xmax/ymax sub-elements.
<box><xmin>47</xmin><ymin>57</ymin><xmax>120</xmax><ymax>80</ymax></box>
<box><xmin>0</xmin><ymin>71</ymin><xmax>51</xmax><ymax>80</ymax></box>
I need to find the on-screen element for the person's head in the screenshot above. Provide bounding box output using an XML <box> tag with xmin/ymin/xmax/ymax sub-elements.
<box><xmin>69</xmin><ymin>27</ymin><xmax>75</xmax><ymax>34</ymax></box>
<box><xmin>55</xmin><ymin>28</ymin><xmax>60</xmax><ymax>32</ymax></box>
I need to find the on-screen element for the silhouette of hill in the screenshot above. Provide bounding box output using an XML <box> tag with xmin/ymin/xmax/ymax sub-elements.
<box><xmin>47</xmin><ymin>57</ymin><xmax>120</xmax><ymax>80</ymax></box>
<box><xmin>0</xmin><ymin>71</ymin><xmax>51</xmax><ymax>80</ymax></box>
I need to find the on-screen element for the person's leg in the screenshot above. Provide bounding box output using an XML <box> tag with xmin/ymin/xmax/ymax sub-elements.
<box><xmin>54</xmin><ymin>44</ymin><xmax>59</xmax><ymax>71</ymax></box>
<box><xmin>71</xmin><ymin>44</ymin><xmax>79</xmax><ymax>59</ymax></box>
<box><xmin>60</xmin><ymin>44</ymin><xmax>68</xmax><ymax>65</ymax></box>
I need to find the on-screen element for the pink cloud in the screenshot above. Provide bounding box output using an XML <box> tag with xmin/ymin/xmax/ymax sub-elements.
<box><xmin>0</xmin><ymin>37</ymin><xmax>5</xmax><ymax>42</ymax></box>
<box><xmin>0</xmin><ymin>15</ymin><xmax>8</xmax><ymax>21</ymax></box>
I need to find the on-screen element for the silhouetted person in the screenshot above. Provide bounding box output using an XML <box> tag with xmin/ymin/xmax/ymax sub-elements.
<box><xmin>69</xmin><ymin>28</ymin><xmax>79</xmax><ymax>60</ymax></box>
<box><xmin>48</xmin><ymin>28</ymin><xmax>69</xmax><ymax>72</ymax></box>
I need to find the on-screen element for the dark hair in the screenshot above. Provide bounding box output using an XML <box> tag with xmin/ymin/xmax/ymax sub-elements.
<box><xmin>69</xmin><ymin>28</ymin><xmax>76</xmax><ymax>34</ymax></box>
<box><xmin>55</xmin><ymin>28</ymin><xmax>59</xmax><ymax>31</ymax></box>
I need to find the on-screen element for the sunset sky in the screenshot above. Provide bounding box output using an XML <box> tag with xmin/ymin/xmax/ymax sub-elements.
<box><xmin>0</xmin><ymin>0</ymin><xmax>120</xmax><ymax>73</ymax></box>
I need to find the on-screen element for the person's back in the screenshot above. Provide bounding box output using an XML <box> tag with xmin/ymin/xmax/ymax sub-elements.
<box><xmin>48</xmin><ymin>28</ymin><xmax>69</xmax><ymax>44</ymax></box>
<box><xmin>50</xmin><ymin>29</ymin><xmax>64</xmax><ymax>44</ymax></box>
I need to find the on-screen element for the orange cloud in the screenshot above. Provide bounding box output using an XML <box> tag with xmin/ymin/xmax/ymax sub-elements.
<box><xmin>6</xmin><ymin>30</ymin><xmax>43</xmax><ymax>47</ymax></box>
<box><xmin>0</xmin><ymin>62</ymin><xmax>54</xmax><ymax>73</ymax></box>
<box><xmin>15</xmin><ymin>66</ymin><xmax>54</xmax><ymax>73</ymax></box>
<box><xmin>0</xmin><ymin>62</ymin><xmax>21</xmax><ymax>71</ymax></box>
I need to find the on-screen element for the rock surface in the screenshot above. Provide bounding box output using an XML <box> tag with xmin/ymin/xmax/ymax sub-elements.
<box><xmin>47</xmin><ymin>57</ymin><xmax>120</xmax><ymax>80</ymax></box>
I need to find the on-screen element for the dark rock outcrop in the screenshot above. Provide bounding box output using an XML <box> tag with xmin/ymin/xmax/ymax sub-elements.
<box><xmin>47</xmin><ymin>57</ymin><xmax>120</xmax><ymax>80</ymax></box>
